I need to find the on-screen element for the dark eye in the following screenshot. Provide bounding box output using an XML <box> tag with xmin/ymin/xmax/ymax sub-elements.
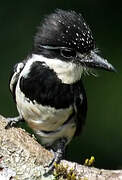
<box><xmin>60</xmin><ymin>49</ymin><xmax>76</xmax><ymax>58</ymax></box>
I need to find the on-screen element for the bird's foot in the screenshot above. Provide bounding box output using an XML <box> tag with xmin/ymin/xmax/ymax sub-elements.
<box><xmin>5</xmin><ymin>116</ymin><xmax>24</xmax><ymax>129</ymax></box>
<box><xmin>44</xmin><ymin>138</ymin><xmax>67</xmax><ymax>176</ymax></box>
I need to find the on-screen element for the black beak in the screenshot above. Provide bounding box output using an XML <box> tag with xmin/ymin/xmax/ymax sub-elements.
<box><xmin>78</xmin><ymin>51</ymin><xmax>116</xmax><ymax>72</ymax></box>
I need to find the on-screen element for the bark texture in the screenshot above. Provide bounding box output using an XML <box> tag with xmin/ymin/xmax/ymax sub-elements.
<box><xmin>0</xmin><ymin>115</ymin><xmax>122</xmax><ymax>180</ymax></box>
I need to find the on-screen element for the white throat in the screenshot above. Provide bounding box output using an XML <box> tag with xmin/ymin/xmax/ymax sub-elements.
<box><xmin>22</xmin><ymin>54</ymin><xmax>83</xmax><ymax>84</ymax></box>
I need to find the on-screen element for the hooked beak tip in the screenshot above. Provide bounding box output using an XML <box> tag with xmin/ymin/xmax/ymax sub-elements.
<box><xmin>109</xmin><ymin>64</ymin><xmax>117</xmax><ymax>72</ymax></box>
<box><xmin>85</xmin><ymin>51</ymin><xmax>116</xmax><ymax>72</ymax></box>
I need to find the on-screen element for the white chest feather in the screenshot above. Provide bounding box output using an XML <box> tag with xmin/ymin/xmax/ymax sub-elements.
<box><xmin>21</xmin><ymin>54</ymin><xmax>83</xmax><ymax>84</ymax></box>
<box><xmin>42</xmin><ymin>57</ymin><xmax>83</xmax><ymax>84</ymax></box>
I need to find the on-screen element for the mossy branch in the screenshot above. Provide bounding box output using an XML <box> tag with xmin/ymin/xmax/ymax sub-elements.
<box><xmin>0</xmin><ymin>115</ymin><xmax>122</xmax><ymax>180</ymax></box>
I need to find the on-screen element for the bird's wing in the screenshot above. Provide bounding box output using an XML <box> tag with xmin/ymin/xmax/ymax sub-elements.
<box><xmin>9</xmin><ymin>61</ymin><xmax>25</xmax><ymax>100</ymax></box>
<box><xmin>74</xmin><ymin>80</ymin><xmax>87</xmax><ymax>136</ymax></box>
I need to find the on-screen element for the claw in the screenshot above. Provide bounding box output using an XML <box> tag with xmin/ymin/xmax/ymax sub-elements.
<box><xmin>44</xmin><ymin>149</ymin><xmax>63</xmax><ymax>176</ymax></box>
<box><xmin>43</xmin><ymin>138</ymin><xmax>67</xmax><ymax>176</ymax></box>
<box><xmin>5</xmin><ymin>116</ymin><xmax>24</xmax><ymax>129</ymax></box>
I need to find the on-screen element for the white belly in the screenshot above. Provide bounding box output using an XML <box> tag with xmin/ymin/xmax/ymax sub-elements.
<box><xmin>16</xmin><ymin>83</ymin><xmax>73</xmax><ymax>131</ymax></box>
<box><xmin>16</xmin><ymin>83</ymin><xmax>76</xmax><ymax>145</ymax></box>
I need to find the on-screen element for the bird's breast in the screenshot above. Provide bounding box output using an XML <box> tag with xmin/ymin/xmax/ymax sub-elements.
<box><xmin>16</xmin><ymin>83</ymin><xmax>73</xmax><ymax>132</ymax></box>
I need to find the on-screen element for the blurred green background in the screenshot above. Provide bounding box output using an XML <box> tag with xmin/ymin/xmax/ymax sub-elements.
<box><xmin>0</xmin><ymin>0</ymin><xmax>121</xmax><ymax>169</ymax></box>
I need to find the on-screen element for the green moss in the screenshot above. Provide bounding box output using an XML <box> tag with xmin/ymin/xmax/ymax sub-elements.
<box><xmin>53</xmin><ymin>157</ymin><xmax>95</xmax><ymax>180</ymax></box>
<box><xmin>53</xmin><ymin>162</ymin><xmax>76</xmax><ymax>180</ymax></box>
<box><xmin>84</xmin><ymin>156</ymin><xmax>95</xmax><ymax>166</ymax></box>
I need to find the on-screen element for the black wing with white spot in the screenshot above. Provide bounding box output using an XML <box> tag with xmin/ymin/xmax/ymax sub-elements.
<box><xmin>74</xmin><ymin>80</ymin><xmax>87</xmax><ymax>136</ymax></box>
<box><xmin>9</xmin><ymin>61</ymin><xmax>25</xmax><ymax>100</ymax></box>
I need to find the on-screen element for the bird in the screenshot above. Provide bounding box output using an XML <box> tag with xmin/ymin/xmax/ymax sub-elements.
<box><xmin>6</xmin><ymin>9</ymin><xmax>115</xmax><ymax>172</ymax></box>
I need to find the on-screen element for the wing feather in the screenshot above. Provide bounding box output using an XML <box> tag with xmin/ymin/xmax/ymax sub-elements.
<box><xmin>9</xmin><ymin>61</ymin><xmax>25</xmax><ymax>100</ymax></box>
<box><xmin>74</xmin><ymin>80</ymin><xmax>87</xmax><ymax>136</ymax></box>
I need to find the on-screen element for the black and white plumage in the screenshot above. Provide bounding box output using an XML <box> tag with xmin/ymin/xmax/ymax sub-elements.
<box><xmin>7</xmin><ymin>9</ymin><xmax>115</xmax><ymax>172</ymax></box>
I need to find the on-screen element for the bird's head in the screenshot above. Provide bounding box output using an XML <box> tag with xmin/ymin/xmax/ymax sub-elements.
<box><xmin>33</xmin><ymin>9</ymin><xmax>115</xmax><ymax>73</ymax></box>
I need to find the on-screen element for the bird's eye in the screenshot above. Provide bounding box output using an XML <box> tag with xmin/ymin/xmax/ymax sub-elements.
<box><xmin>60</xmin><ymin>49</ymin><xmax>76</xmax><ymax>58</ymax></box>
